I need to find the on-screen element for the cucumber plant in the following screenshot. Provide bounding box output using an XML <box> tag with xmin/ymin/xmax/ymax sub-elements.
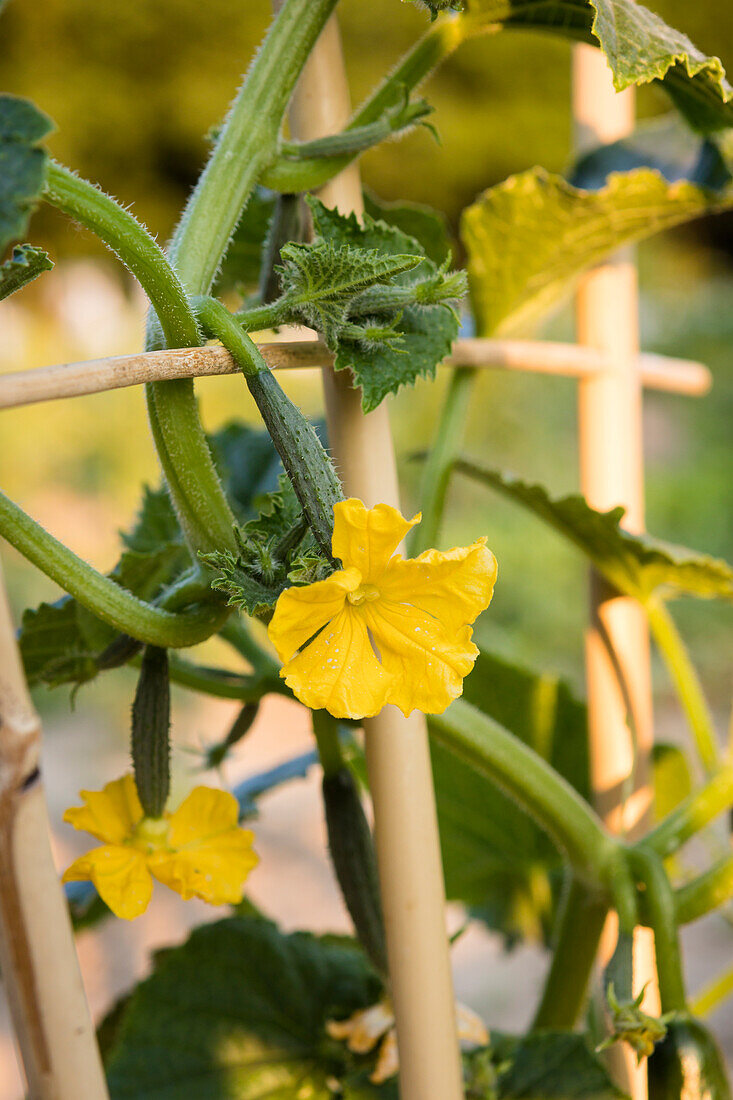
<box><xmin>1</xmin><ymin>0</ymin><xmax>733</xmax><ymax>1096</ymax></box>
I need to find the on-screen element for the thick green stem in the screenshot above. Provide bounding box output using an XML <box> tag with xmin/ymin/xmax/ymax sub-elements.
<box><xmin>218</xmin><ymin>616</ymin><xmax>281</xmax><ymax>678</ymax></box>
<box><xmin>146</xmin><ymin>0</ymin><xmax>336</xmax><ymax>556</ymax></box>
<box><xmin>43</xmin><ymin>161</ymin><xmax>237</xmax><ymax>555</ymax></box>
<box><xmin>194</xmin><ymin>295</ymin><xmax>343</xmax><ymax>558</ymax></box>
<box><xmin>630</xmin><ymin>847</ymin><xmax>687</xmax><ymax>1012</ymax></box>
<box><xmin>260</xmin><ymin>15</ymin><xmax>471</xmax><ymax>192</ymax></box>
<box><xmin>675</xmin><ymin>854</ymin><xmax>733</xmax><ymax>925</ymax></box>
<box><xmin>167</xmin><ymin>0</ymin><xmax>338</xmax><ymax>294</ymax></box>
<box><xmin>644</xmin><ymin>766</ymin><xmax>733</xmax><ymax>860</ymax></box>
<box><xmin>533</xmin><ymin>874</ymin><xmax>609</xmax><ymax>1029</ymax></box>
<box><xmin>0</xmin><ymin>490</ymin><xmax>225</xmax><ymax>647</ymax></box>
<box><xmin>163</xmin><ymin>652</ymin><xmax>283</xmax><ymax>701</ymax></box>
<box><xmin>238</xmin><ymin>300</ymin><xmax>294</xmax><ymax>332</ymax></box>
<box><xmin>43</xmin><ymin>161</ymin><xmax>200</xmax><ymax>349</ymax></box>
<box><xmin>145</xmin><ymin>382</ymin><xmax>237</xmax><ymax>556</ymax></box>
<box><xmin>647</xmin><ymin>599</ymin><xmax>720</xmax><ymax>776</ymax></box>
<box><xmin>430</xmin><ymin>700</ymin><xmax>618</xmax><ymax>885</ymax></box>
<box><xmin>142</xmin><ymin>0</ymin><xmax>337</xmax><ymax>560</ymax></box>
<box><xmin>409</xmin><ymin>367</ymin><xmax>476</xmax><ymax>555</ymax></box>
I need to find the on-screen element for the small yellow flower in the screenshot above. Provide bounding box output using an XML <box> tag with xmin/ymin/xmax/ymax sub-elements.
<box><xmin>327</xmin><ymin>999</ymin><xmax>488</xmax><ymax>1083</ymax></box>
<box><xmin>62</xmin><ymin>775</ymin><xmax>258</xmax><ymax>920</ymax></box>
<box><xmin>268</xmin><ymin>498</ymin><xmax>497</xmax><ymax>720</ymax></box>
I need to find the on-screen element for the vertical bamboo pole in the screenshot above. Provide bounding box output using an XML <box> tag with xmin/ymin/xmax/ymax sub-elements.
<box><xmin>0</xmin><ymin>556</ymin><xmax>108</xmax><ymax>1100</ymax></box>
<box><xmin>573</xmin><ymin>45</ymin><xmax>658</xmax><ymax>1100</ymax></box>
<box><xmin>286</xmin><ymin>16</ymin><xmax>465</xmax><ymax>1099</ymax></box>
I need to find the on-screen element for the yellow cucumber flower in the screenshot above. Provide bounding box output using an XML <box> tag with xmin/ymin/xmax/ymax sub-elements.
<box><xmin>62</xmin><ymin>775</ymin><xmax>258</xmax><ymax>920</ymax></box>
<box><xmin>327</xmin><ymin>998</ymin><xmax>488</xmax><ymax>1083</ymax></box>
<box><xmin>268</xmin><ymin>498</ymin><xmax>497</xmax><ymax>720</ymax></box>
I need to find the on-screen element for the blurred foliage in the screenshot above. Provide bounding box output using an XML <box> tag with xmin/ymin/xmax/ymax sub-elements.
<box><xmin>0</xmin><ymin>0</ymin><xmax>729</xmax><ymax>245</ymax></box>
<box><xmin>0</xmin><ymin>0</ymin><xmax>731</xmax><ymax>715</ymax></box>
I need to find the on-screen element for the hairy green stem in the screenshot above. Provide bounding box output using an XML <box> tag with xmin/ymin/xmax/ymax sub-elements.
<box><xmin>429</xmin><ymin>700</ymin><xmax>618</xmax><ymax>885</ymax></box>
<box><xmin>163</xmin><ymin>653</ymin><xmax>284</xmax><ymax>702</ymax></box>
<box><xmin>260</xmin><ymin>15</ymin><xmax>471</xmax><ymax>192</ymax></box>
<box><xmin>643</xmin><ymin>766</ymin><xmax>733</xmax><ymax>859</ymax></box>
<box><xmin>218</xmin><ymin>616</ymin><xmax>281</xmax><ymax>678</ymax></box>
<box><xmin>43</xmin><ymin>161</ymin><xmax>200</xmax><ymax>348</ymax></box>
<box><xmin>167</xmin><ymin>0</ymin><xmax>338</xmax><ymax>294</ymax></box>
<box><xmin>630</xmin><ymin>847</ymin><xmax>687</xmax><ymax>1012</ymax></box>
<box><xmin>409</xmin><ymin>367</ymin><xmax>476</xmax><ymax>555</ymax></box>
<box><xmin>237</xmin><ymin>301</ymin><xmax>289</xmax><ymax>334</ymax></box>
<box><xmin>194</xmin><ymin>295</ymin><xmax>342</xmax><ymax>558</ymax></box>
<box><xmin>0</xmin><ymin>490</ymin><xmax>225</xmax><ymax>647</ymax></box>
<box><xmin>144</xmin><ymin>0</ymin><xmax>338</xmax><ymax>557</ymax></box>
<box><xmin>647</xmin><ymin>598</ymin><xmax>720</xmax><ymax>776</ymax></box>
<box><xmin>675</xmin><ymin>854</ymin><xmax>733</xmax><ymax>925</ymax></box>
<box><xmin>43</xmin><ymin>161</ymin><xmax>237</xmax><ymax>555</ymax></box>
<box><xmin>532</xmin><ymin>874</ymin><xmax>609</xmax><ymax>1029</ymax></box>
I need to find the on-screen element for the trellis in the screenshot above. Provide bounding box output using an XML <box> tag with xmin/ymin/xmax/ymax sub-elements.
<box><xmin>0</xmin><ymin>15</ymin><xmax>713</xmax><ymax>1100</ymax></box>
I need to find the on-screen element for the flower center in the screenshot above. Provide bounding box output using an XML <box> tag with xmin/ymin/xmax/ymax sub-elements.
<box><xmin>132</xmin><ymin>815</ymin><xmax>171</xmax><ymax>853</ymax></box>
<box><xmin>347</xmin><ymin>582</ymin><xmax>380</xmax><ymax>607</ymax></box>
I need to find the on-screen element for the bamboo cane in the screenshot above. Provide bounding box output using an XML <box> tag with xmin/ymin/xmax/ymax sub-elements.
<box><xmin>0</xmin><ymin>556</ymin><xmax>108</xmax><ymax>1100</ymax></box>
<box><xmin>573</xmin><ymin>45</ymin><xmax>658</xmax><ymax>1100</ymax></box>
<box><xmin>0</xmin><ymin>340</ymin><xmax>711</xmax><ymax>411</ymax></box>
<box><xmin>286</xmin><ymin>13</ymin><xmax>465</xmax><ymax>1099</ymax></box>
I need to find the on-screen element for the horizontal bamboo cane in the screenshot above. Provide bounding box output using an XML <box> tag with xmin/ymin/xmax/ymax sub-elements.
<box><xmin>0</xmin><ymin>556</ymin><xmax>108</xmax><ymax>1099</ymax></box>
<box><xmin>0</xmin><ymin>338</ymin><xmax>711</xmax><ymax>411</ymax></box>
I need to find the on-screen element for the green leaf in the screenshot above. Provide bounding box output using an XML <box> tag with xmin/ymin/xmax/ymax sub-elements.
<box><xmin>210</xmin><ymin>419</ymin><xmax>290</xmax><ymax>520</ymax></box>
<box><xmin>0</xmin><ymin>242</ymin><xmax>53</xmax><ymax>301</ymax></box>
<box><xmin>0</xmin><ymin>95</ymin><xmax>54</xmax><ymax>256</ymax></box>
<box><xmin>468</xmin><ymin>0</ymin><xmax>733</xmax><ymax>133</ymax></box>
<box><xmin>203</xmin><ymin>474</ymin><xmax>332</xmax><ymax>619</ymax></box>
<box><xmin>278</xmin><ymin>238</ymin><xmax>422</xmax><ymax>345</ymax></box>
<box><xmin>212</xmin><ymin>187</ymin><xmax>276</xmax><ymax>297</ymax></box>
<box><xmin>309</xmin><ymin>197</ymin><xmax>461</xmax><ymax>412</ymax></box>
<box><xmin>363</xmin><ymin>192</ymin><xmax>452</xmax><ymax>265</ymax></box>
<box><xmin>105</xmin><ymin>916</ymin><xmax>385</xmax><ymax>1099</ymax></box>
<box><xmin>461</xmin><ymin>167</ymin><xmax>730</xmax><ymax>335</ymax></box>
<box><xmin>474</xmin><ymin>1031</ymin><xmax>627</xmax><ymax>1098</ymax></box>
<box><xmin>20</xmin><ymin>597</ymin><xmax>118</xmax><ymax>690</ymax></box>
<box><xmin>454</xmin><ymin>461</ymin><xmax>733</xmax><ymax>604</ymax></box>
<box><xmin>19</xmin><ymin>422</ymin><xmax>293</xmax><ymax>689</ymax></box>
<box><xmin>428</xmin><ymin>649</ymin><xmax>589</xmax><ymax>945</ymax></box>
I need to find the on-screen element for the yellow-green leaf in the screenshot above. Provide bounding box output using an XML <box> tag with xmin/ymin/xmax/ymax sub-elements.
<box><xmin>461</xmin><ymin>167</ymin><xmax>730</xmax><ymax>335</ymax></box>
<box><xmin>466</xmin><ymin>0</ymin><xmax>733</xmax><ymax>133</ymax></box>
<box><xmin>454</xmin><ymin>461</ymin><xmax>733</xmax><ymax>604</ymax></box>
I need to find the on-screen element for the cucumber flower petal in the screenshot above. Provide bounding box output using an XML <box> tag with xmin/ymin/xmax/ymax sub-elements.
<box><xmin>268</xmin><ymin>498</ymin><xmax>497</xmax><ymax>720</ymax></box>
<box><xmin>62</xmin><ymin>776</ymin><xmax>258</xmax><ymax>919</ymax></box>
<box><xmin>63</xmin><ymin>774</ymin><xmax>143</xmax><ymax>844</ymax></box>
<box><xmin>63</xmin><ymin>845</ymin><xmax>152</xmax><ymax>921</ymax></box>
<box><xmin>327</xmin><ymin>998</ymin><xmax>488</xmax><ymax>1084</ymax></box>
<box><xmin>148</xmin><ymin>787</ymin><xmax>259</xmax><ymax>904</ymax></box>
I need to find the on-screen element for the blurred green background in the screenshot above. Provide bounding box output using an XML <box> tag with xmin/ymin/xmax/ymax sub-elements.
<box><xmin>0</xmin><ymin>0</ymin><xmax>731</xmax><ymax>725</ymax></box>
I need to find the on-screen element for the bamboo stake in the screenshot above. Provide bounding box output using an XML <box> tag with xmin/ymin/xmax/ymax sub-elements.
<box><xmin>0</xmin><ymin>556</ymin><xmax>108</xmax><ymax>1100</ymax></box>
<box><xmin>286</xmin><ymin>13</ymin><xmax>465</xmax><ymax>1099</ymax></box>
<box><xmin>0</xmin><ymin>340</ymin><xmax>710</xmax><ymax>411</ymax></box>
<box><xmin>574</xmin><ymin>45</ymin><xmax>657</xmax><ymax>1100</ymax></box>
